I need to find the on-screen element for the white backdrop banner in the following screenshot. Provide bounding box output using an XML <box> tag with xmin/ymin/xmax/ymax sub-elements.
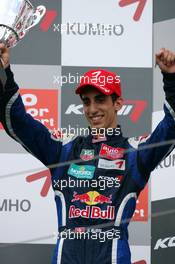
<box><xmin>0</xmin><ymin>154</ymin><xmax>57</xmax><ymax>244</ymax></box>
<box><xmin>62</xmin><ymin>0</ymin><xmax>152</xmax><ymax>67</ymax></box>
<box><xmin>151</xmin><ymin>110</ymin><xmax>175</xmax><ymax>201</ymax></box>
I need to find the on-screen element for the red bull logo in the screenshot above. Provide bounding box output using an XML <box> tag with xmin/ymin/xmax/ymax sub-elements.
<box><xmin>72</xmin><ymin>192</ymin><xmax>91</xmax><ymax>203</ymax></box>
<box><xmin>70</xmin><ymin>191</ymin><xmax>114</xmax><ymax>220</ymax></box>
<box><xmin>69</xmin><ymin>205</ymin><xmax>115</xmax><ymax>220</ymax></box>
<box><xmin>71</xmin><ymin>191</ymin><xmax>112</xmax><ymax>205</ymax></box>
<box><xmin>94</xmin><ymin>194</ymin><xmax>112</xmax><ymax>204</ymax></box>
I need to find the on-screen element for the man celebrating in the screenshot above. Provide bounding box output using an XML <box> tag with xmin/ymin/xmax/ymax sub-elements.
<box><xmin>0</xmin><ymin>43</ymin><xmax>175</xmax><ymax>264</ymax></box>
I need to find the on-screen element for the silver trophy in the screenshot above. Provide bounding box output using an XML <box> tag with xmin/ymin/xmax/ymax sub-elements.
<box><xmin>0</xmin><ymin>0</ymin><xmax>46</xmax><ymax>86</ymax></box>
<box><xmin>0</xmin><ymin>0</ymin><xmax>46</xmax><ymax>48</ymax></box>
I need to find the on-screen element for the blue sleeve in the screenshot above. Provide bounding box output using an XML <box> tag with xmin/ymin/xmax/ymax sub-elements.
<box><xmin>138</xmin><ymin>101</ymin><xmax>175</xmax><ymax>176</ymax></box>
<box><xmin>0</xmin><ymin>66</ymin><xmax>62</xmax><ymax>167</ymax></box>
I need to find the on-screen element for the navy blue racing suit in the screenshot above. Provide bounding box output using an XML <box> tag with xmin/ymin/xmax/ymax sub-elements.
<box><xmin>1</xmin><ymin>67</ymin><xmax>175</xmax><ymax>264</ymax></box>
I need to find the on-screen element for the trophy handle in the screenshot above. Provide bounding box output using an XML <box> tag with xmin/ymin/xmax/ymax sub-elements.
<box><xmin>19</xmin><ymin>5</ymin><xmax>46</xmax><ymax>39</ymax></box>
<box><xmin>0</xmin><ymin>59</ymin><xmax>7</xmax><ymax>91</ymax></box>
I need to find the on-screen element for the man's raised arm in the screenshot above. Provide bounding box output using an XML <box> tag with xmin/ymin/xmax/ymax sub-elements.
<box><xmin>129</xmin><ymin>49</ymin><xmax>175</xmax><ymax>180</ymax></box>
<box><xmin>0</xmin><ymin>43</ymin><xmax>62</xmax><ymax>167</ymax></box>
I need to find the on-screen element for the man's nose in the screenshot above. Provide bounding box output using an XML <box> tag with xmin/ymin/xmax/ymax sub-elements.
<box><xmin>88</xmin><ymin>101</ymin><xmax>98</xmax><ymax>114</ymax></box>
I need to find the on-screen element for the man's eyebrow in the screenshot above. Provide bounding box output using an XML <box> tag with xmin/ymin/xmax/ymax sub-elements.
<box><xmin>94</xmin><ymin>94</ymin><xmax>106</xmax><ymax>99</ymax></box>
<box><xmin>81</xmin><ymin>94</ymin><xmax>106</xmax><ymax>100</ymax></box>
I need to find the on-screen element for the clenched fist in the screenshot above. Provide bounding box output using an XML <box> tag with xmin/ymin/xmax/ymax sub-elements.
<box><xmin>156</xmin><ymin>48</ymin><xmax>175</xmax><ymax>73</ymax></box>
<box><xmin>0</xmin><ymin>43</ymin><xmax>10</xmax><ymax>69</ymax></box>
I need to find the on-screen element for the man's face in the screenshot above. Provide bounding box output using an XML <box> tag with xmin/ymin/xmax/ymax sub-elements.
<box><xmin>80</xmin><ymin>87</ymin><xmax>123</xmax><ymax>129</ymax></box>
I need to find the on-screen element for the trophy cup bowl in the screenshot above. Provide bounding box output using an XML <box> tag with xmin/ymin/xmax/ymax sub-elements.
<box><xmin>0</xmin><ymin>0</ymin><xmax>46</xmax><ymax>48</ymax></box>
<box><xmin>0</xmin><ymin>0</ymin><xmax>46</xmax><ymax>88</ymax></box>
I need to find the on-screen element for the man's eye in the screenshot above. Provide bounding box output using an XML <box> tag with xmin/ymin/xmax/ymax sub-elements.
<box><xmin>82</xmin><ymin>99</ymin><xmax>90</xmax><ymax>106</ymax></box>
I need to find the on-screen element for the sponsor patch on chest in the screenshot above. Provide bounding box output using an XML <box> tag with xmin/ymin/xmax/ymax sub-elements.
<box><xmin>80</xmin><ymin>149</ymin><xmax>95</xmax><ymax>161</ymax></box>
<box><xmin>68</xmin><ymin>164</ymin><xmax>95</xmax><ymax>179</ymax></box>
<box><xmin>98</xmin><ymin>158</ymin><xmax>125</xmax><ymax>170</ymax></box>
<box><xmin>99</xmin><ymin>143</ymin><xmax>124</xmax><ymax>160</ymax></box>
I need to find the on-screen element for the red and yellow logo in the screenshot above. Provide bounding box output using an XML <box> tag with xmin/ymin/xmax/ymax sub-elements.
<box><xmin>71</xmin><ymin>191</ymin><xmax>112</xmax><ymax>205</ymax></box>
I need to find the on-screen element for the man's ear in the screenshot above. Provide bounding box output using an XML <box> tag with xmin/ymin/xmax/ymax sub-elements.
<box><xmin>114</xmin><ymin>97</ymin><xmax>124</xmax><ymax>112</ymax></box>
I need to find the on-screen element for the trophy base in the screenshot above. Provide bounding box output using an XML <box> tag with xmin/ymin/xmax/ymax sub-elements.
<box><xmin>0</xmin><ymin>25</ymin><xmax>19</xmax><ymax>48</ymax></box>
